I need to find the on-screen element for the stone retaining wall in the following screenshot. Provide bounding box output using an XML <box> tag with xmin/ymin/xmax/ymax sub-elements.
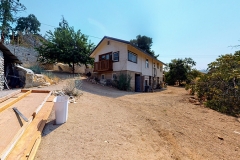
<box><xmin>5</xmin><ymin>44</ymin><xmax>39</xmax><ymax>67</ymax></box>
<box><xmin>0</xmin><ymin>50</ymin><xmax>4</xmax><ymax>90</ymax></box>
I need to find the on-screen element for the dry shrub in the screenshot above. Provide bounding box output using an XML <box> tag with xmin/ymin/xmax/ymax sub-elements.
<box><xmin>63</xmin><ymin>76</ymin><xmax>82</xmax><ymax>96</ymax></box>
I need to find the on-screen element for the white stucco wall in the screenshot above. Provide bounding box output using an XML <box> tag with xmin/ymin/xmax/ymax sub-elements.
<box><xmin>91</xmin><ymin>39</ymin><xmax>128</xmax><ymax>71</ymax></box>
<box><xmin>91</xmin><ymin>38</ymin><xmax>164</xmax><ymax>82</ymax></box>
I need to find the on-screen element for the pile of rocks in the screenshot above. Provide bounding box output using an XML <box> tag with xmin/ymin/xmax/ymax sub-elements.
<box><xmin>87</xmin><ymin>78</ymin><xmax>98</xmax><ymax>84</ymax></box>
<box><xmin>189</xmin><ymin>96</ymin><xmax>201</xmax><ymax>105</ymax></box>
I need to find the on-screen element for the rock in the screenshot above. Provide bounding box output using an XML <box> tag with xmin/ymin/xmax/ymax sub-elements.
<box><xmin>194</xmin><ymin>102</ymin><xmax>201</xmax><ymax>105</ymax></box>
<box><xmin>42</xmin><ymin>82</ymin><xmax>50</xmax><ymax>86</ymax></box>
<box><xmin>237</xmin><ymin>118</ymin><xmax>240</xmax><ymax>123</ymax></box>
<box><xmin>189</xmin><ymin>98</ymin><xmax>197</xmax><ymax>103</ymax></box>
<box><xmin>217</xmin><ymin>135</ymin><xmax>224</xmax><ymax>140</ymax></box>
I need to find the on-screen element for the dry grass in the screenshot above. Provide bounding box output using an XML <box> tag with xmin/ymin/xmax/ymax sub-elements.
<box><xmin>62</xmin><ymin>76</ymin><xmax>82</xmax><ymax>96</ymax></box>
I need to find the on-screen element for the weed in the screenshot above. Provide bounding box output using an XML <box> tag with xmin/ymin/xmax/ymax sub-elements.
<box><xmin>63</xmin><ymin>76</ymin><xmax>82</xmax><ymax>97</ymax></box>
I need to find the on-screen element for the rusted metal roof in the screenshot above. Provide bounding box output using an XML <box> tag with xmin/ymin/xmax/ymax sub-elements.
<box><xmin>0</xmin><ymin>43</ymin><xmax>21</xmax><ymax>64</ymax></box>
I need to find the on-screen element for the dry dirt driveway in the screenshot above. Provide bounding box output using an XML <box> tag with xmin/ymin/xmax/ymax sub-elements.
<box><xmin>35</xmin><ymin>79</ymin><xmax>240</xmax><ymax>160</ymax></box>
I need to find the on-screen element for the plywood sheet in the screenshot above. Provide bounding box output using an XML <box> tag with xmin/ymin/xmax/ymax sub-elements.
<box><xmin>0</xmin><ymin>92</ymin><xmax>51</xmax><ymax>160</ymax></box>
<box><xmin>6</xmin><ymin>98</ymin><xmax>54</xmax><ymax>160</ymax></box>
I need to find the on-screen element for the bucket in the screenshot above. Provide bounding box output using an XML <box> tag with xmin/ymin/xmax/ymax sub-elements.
<box><xmin>54</xmin><ymin>96</ymin><xmax>69</xmax><ymax>124</ymax></box>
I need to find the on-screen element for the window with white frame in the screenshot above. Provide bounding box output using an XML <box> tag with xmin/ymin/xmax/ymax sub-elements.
<box><xmin>101</xmin><ymin>74</ymin><xmax>105</xmax><ymax>79</ymax></box>
<box><xmin>113</xmin><ymin>51</ymin><xmax>119</xmax><ymax>62</ymax></box>
<box><xmin>128</xmin><ymin>51</ymin><xmax>137</xmax><ymax>63</ymax></box>
<box><xmin>145</xmin><ymin>59</ymin><xmax>149</xmax><ymax>68</ymax></box>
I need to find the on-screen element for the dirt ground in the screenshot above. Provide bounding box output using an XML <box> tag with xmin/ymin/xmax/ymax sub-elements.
<box><xmin>34</xmin><ymin>77</ymin><xmax>240</xmax><ymax>160</ymax></box>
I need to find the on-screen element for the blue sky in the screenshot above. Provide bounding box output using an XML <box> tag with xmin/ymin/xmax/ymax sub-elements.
<box><xmin>19</xmin><ymin>0</ymin><xmax>240</xmax><ymax>70</ymax></box>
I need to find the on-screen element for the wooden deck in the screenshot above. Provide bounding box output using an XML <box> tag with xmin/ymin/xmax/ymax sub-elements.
<box><xmin>93</xmin><ymin>60</ymin><xmax>113</xmax><ymax>72</ymax></box>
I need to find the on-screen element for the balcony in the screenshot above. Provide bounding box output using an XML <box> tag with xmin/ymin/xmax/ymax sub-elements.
<box><xmin>93</xmin><ymin>60</ymin><xmax>113</xmax><ymax>72</ymax></box>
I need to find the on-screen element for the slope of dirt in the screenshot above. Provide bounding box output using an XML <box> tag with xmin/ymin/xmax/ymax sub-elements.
<box><xmin>35</xmin><ymin>80</ymin><xmax>240</xmax><ymax>160</ymax></box>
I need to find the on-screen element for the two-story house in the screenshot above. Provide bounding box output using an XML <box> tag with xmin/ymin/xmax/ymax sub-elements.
<box><xmin>90</xmin><ymin>36</ymin><xmax>165</xmax><ymax>92</ymax></box>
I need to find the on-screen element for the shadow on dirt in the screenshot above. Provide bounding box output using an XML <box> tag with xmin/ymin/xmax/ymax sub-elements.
<box><xmin>82</xmin><ymin>79</ymin><xmax>166</xmax><ymax>98</ymax></box>
<box><xmin>42</xmin><ymin>119</ymin><xmax>62</xmax><ymax>137</ymax></box>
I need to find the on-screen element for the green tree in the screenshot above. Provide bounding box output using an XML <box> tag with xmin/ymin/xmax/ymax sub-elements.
<box><xmin>15</xmin><ymin>14</ymin><xmax>41</xmax><ymax>34</ymax></box>
<box><xmin>196</xmin><ymin>51</ymin><xmax>240</xmax><ymax>116</ymax></box>
<box><xmin>165</xmin><ymin>58</ymin><xmax>196</xmax><ymax>85</ymax></box>
<box><xmin>35</xmin><ymin>18</ymin><xmax>94</xmax><ymax>74</ymax></box>
<box><xmin>130</xmin><ymin>35</ymin><xmax>158</xmax><ymax>57</ymax></box>
<box><xmin>0</xmin><ymin>0</ymin><xmax>26</xmax><ymax>38</ymax></box>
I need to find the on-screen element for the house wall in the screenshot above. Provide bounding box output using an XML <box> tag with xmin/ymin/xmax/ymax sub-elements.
<box><xmin>0</xmin><ymin>50</ymin><xmax>4</xmax><ymax>90</ymax></box>
<box><xmin>91</xmin><ymin>38</ymin><xmax>165</xmax><ymax>91</ymax></box>
<box><xmin>91</xmin><ymin>39</ymin><xmax>128</xmax><ymax>71</ymax></box>
<box><xmin>127</xmin><ymin>45</ymin><xmax>164</xmax><ymax>82</ymax></box>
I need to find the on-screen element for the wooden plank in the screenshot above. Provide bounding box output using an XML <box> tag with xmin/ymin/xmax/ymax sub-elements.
<box><xmin>27</xmin><ymin>136</ymin><xmax>41</xmax><ymax>160</ymax></box>
<box><xmin>0</xmin><ymin>93</ymin><xmax>53</xmax><ymax>160</ymax></box>
<box><xmin>0</xmin><ymin>91</ymin><xmax>32</xmax><ymax>113</ymax></box>
<box><xmin>0</xmin><ymin>117</ymin><xmax>33</xmax><ymax>160</ymax></box>
<box><xmin>21</xmin><ymin>90</ymin><xmax>50</xmax><ymax>93</ymax></box>
<box><xmin>6</xmin><ymin>97</ymin><xmax>54</xmax><ymax>160</ymax></box>
<box><xmin>33</xmin><ymin>91</ymin><xmax>52</xmax><ymax>115</ymax></box>
<box><xmin>0</xmin><ymin>90</ymin><xmax>21</xmax><ymax>103</ymax></box>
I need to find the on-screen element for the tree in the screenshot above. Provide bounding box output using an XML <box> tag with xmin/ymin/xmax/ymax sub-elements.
<box><xmin>15</xmin><ymin>14</ymin><xmax>40</xmax><ymax>34</ymax></box>
<box><xmin>165</xmin><ymin>58</ymin><xmax>196</xmax><ymax>85</ymax></box>
<box><xmin>130</xmin><ymin>35</ymin><xmax>159</xmax><ymax>58</ymax></box>
<box><xmin>196</xmin><ymin>51</ymin><xmax>240</xmax><ymax>116</ymax></box>
<box><xmin>0</xmin><ymin>0</ymin><xmax>26</xmax><ymax>39</ymax></box>
<box><xmin>35</xmin><ymin>17</ymin><xmax>95</xmax><ymax>74</ymax></box>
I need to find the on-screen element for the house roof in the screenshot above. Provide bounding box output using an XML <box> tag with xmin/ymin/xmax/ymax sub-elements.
<box><xmin>0</xmin><ymin>43</ymin><xmax>21</xmax><ymax>64</ymax></box>
<box><xmin>90</xmin><ymin>36</ymin><xmax>166</xmax><ymax>65</ymax></box>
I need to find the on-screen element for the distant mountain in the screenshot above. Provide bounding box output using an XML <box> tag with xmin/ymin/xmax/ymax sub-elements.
<box><xmin>198</xmin><ymin>69</ymin><xmax>208</xmax><ymax>74</ymax></box>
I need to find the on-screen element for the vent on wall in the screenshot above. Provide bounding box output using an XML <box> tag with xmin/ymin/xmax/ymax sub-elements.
<box><xmin>107</xmin><ymin>41</ymin><xmax>110</xmax><ymax>45</ymax></box>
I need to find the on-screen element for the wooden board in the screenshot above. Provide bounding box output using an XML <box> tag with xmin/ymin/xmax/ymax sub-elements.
<box><xmin>6</xmin><ymin>96</ymin><xmax>54</xmax><ymax>160</ymax></box>
<box><xmin>0</xmin><ymin>92</ymin><xmax>52</xmax><ymax>160</ymax></box>
<box><xmin>0</xmin><ymin>91</ymin><xmax>32</xmax><ymax>113</ymax></box>
<box><xmin>0</xmin><ymin>90</ymin><xmax>21</xmax><ymax>103</ymax></box>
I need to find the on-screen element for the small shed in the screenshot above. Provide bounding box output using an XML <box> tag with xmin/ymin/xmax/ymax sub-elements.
<box><xmin>0</xmin><ymin>43</ymin><xmax>22</xmax><ymax>90</ymax></box>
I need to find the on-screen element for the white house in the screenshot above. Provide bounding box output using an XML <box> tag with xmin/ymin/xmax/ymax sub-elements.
<box><xmin>90</xmin><ymin>36</ymin><xmax>165</xmax><ymax>92</ymax></box>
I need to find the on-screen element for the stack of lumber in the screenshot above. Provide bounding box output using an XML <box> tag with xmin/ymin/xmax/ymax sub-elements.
<box><xmin>0</xmin><ymin>90</ymin><xmax>54</xmax><ymax>160</ymax></box>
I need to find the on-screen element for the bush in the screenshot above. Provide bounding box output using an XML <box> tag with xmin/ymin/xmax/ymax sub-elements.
<box><xmin>115</xmin><ymin>73</ymin><xmax>132</xmax><ymax>91</ymax></box>
<box><xmin>63</xmin><ymin>76</ymin><xmax>82</xmax><ymax>96</ymax></box>
<box><xmin>195</xmin><ymin>51</ymin><xmax>240</xmax><ymax>116</ymax></box>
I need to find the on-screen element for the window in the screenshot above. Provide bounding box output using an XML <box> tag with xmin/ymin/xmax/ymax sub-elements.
<box><xmin>128</xmin><ymin>51</ymin><xmax>137</xmax><ymax>63</ymax></box>
<box><xmin>113</xmin><ymin>51</ymin><xmax>119</xmax><ymax>62</ymax></box>
<box><xmin>99</xmin><ymin>52</ymin><xmax>112</xmax><ymax>61</ymax></box>
<box><xmin>112</xmin><ymin>73</ymin><xmax>117</xmax><ymax>80</ymax></box>
<box><xmin>101</xmin><ymin>55</ymin><xmax>105</xmax><ymax>60</ymax></box>
<box><xmin>160</xmin><ymin>66</ymin><xmax>163</xmax><ymax>72</ymax></box>
<box><xmin>105</xmin><ymin>54</ymin><xmax>109</xmax><ymax>60</ymax></box>
<box><xmin>145</xmin><ymin>59</ymin><xmax>149</xmax><ymax>68</ymax></box>
<box><xmin>157</xmin><ymin>63</ymin><xmax>159</xmax><ymax>69</ymax></box>
<box><xmin>101</xmin><ymin>74</ymin><xmax>105</xmax><ymax>79</ymax></box>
